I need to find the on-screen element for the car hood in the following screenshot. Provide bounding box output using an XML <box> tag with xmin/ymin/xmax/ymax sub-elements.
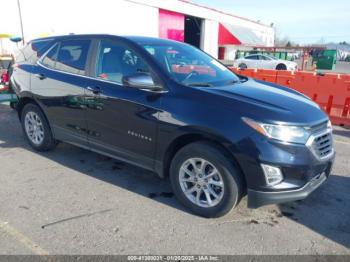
<box><xmin>202</xmin><ymin>78</ymin><xmax>327</xmax><ymax>125</ymax></box>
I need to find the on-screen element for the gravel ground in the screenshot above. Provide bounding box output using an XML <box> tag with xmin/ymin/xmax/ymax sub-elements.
<box><xmin>0</xmin><ymin>104</ymin><xmax>349</xmax><ymax>255</ymax></box>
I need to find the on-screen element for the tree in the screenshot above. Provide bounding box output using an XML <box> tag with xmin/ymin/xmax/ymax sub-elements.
<box><xmin>274</xmin><ymin>26</ymin><xmax>294</xmax><ymax>46</ymax></box>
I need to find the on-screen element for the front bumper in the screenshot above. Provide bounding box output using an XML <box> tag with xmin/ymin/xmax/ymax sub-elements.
<box><xmin>248</xmin><ymin>170</ymin><xmax>329</xmax><ymax>208</ymax></box>
<box><xmin>231</xmin><ymin>127</ymin><xmax>335</xmax><ymax>208</ymax></box>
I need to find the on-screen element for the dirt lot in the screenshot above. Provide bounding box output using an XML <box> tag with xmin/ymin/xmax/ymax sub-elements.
<box><xmin>298</xmin><ymin>60</ymin><xmax>350</xmax><ymax>74</ymax></box>
<box><xmin>0</xmin><ymin>104</ymin><xmax>349</xmax><ymax>255</ymax></box>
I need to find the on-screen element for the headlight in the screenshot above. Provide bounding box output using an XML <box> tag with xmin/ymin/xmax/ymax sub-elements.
<box><xmin>327</xmin><ymin>120</ymin><xmax>332</xmax><ymax>130</ymax></box>
<box><xmin>242</xmin><ymin>117</ymin><xmax>311</xmax><ymax>144</ymax></box>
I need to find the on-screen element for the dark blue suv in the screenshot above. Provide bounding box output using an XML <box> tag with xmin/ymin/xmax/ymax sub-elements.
<box><xmin>10</xmin><ymin>35</ymin><xmax>335</xmax><ymax>217</ymax></box>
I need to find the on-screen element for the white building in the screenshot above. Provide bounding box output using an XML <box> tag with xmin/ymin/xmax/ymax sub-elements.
<box><xmin>1</xmin><ymin>0</ymin><xmax>274</xmax><ymax>60</ymax></box>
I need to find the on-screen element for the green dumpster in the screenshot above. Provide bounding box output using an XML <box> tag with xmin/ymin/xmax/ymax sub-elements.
<box><xmin>315</xmin><ymin>50</ymin><xmax>337</xmax><ymax>70</ymax></box>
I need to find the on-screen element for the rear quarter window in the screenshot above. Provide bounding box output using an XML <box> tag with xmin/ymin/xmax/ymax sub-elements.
<box><xmin>15</xmin><ymin>39</ymin><xmax>54</xmax><ymax>63</ymax></box>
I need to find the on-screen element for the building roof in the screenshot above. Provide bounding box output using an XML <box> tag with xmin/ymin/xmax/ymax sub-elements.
<box><xmin>219</xmin><ymin>23</ymin><xmax>266</xmax><ymax>46</ymax></box>
<box><xmin>179</xmin><ymin>0</ymin><xmax>271</xmax><ymax>28</ymax></box>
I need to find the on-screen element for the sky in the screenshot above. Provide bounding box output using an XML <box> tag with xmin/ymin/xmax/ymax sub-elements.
<box><xmin>191</xmin><ymin>0</ymin><xmax>350</xmax><ymax>44</ymax></box>
<box><xmin>1</xmin><ymin>0</ymin><xmax>349</xmax><ymax>47</ymax></box>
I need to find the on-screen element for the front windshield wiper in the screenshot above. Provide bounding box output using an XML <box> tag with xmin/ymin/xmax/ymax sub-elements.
<box><xmin>226</xmin><ymin>77</ymin><xmax>248</xmax><ymax>85</ymax></box>
<box><xmin>226</xmin><ymin>79</ymin><xmax>240</xmax><ymax>85</ymax></box>
<box><xmin>186</xmin><ymin>82</ymin><xmax>213</xmax><ymax>87</ymax></box>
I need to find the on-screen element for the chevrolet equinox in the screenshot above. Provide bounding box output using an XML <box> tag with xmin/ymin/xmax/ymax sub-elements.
<box><xmin>10</xmin><ymin>35</ymin><xmax>335</xmax><ymax>217</ymax></box>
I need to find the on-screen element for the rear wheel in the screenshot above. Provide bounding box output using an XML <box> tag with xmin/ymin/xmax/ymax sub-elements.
<box><xmin>276</xmin><ymin>63</ymin><xmax>287</xmax><ymax>70</ymax></box>
<box><xmin>170</xmin><ymin>142</ymin><xmax>243</xmax><ymax>218</ymax></box>
<box><xmin>21</xmin><ymin>103</ymin><xmax>56</xmax><ymax>151</ymax></box>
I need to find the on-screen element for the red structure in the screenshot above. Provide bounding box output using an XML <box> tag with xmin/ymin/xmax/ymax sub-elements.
<box><xmin>230</xmin><ymin>68</ymin><xmax>350</xmax><ymax>128</ymax></box>
<box><xmin>218</xmin><ymin>23</ymin><xmax>241</xmax><ymax>45</ymax></box>
<box><xmin>159</xmin><ymin>9</ymin><xmax>185</xmax><ymax>42</ymax></box>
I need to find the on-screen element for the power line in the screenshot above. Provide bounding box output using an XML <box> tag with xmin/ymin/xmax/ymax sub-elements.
<box><xmin>17</xmin><ymin>0</ymin><xmax>25</xmax><ymax>45</ymax></box>
<box><xmin>290</xmin><ymin>35</ymin><xmax>350</xmax><ymax>39</ymax></box>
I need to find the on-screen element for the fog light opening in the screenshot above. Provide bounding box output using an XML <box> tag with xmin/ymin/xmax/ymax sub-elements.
<box><xmin>261</xmin><ymin>164</ymin><xmax>283</xmax><ymax>186</ymax></box>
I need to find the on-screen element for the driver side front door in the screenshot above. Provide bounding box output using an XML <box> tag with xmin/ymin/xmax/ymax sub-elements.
<box><xmin>85</xmin><ymin>39</ymin><xmax>162</xmax><ymax>170</ymax></box>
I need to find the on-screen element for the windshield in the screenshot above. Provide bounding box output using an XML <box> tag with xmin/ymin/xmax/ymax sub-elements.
<box><xmin>142</xmin><ymin>43</ymin><xmax>240</xmax><ymax>87</ymax></box>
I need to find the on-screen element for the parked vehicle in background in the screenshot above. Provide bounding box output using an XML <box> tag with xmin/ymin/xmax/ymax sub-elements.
<box><xmin>9</xmin><ymin>35</ymin><xmax>334</xmax><ymax>218</ymax></box>
<box><xmin>0</xmin><ymin>56</ymin><xmax>11</xmax><ymax>92</ymax></box>
<box><xmin>0</xmin><ymin>55</ymin><xmax>14</xmax><ymax>87</ymax></box>
<box><xmin>0</xmin><ymin>55</ymin><xmax>16</xmax><ymax>108</ymax></box>
<box><xmin>234</xmin><ymin>54</ymin><xmax>298</xmax><ymax>70</ymax></box>
<box><xmin>0</xmin><ymin>55</ymin><xmax>13</xmax><ymax>73</ymax></box>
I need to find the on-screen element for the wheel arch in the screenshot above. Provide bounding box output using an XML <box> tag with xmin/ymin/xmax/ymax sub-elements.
<box><xmin>16</xmin><ymin>96</ymin><xmax>40</xmax><ymax>120</ymax></box>
<box><xmin>160</xmin><ymin>130</ymin><xmax>247</xmax><ymax>190</ymax></box>
<box><xmin>276</xmin><ymin>63</ymin><xmax>287</xmax><ymax>70</ymax></box>
<box><xmin>16</xmin><ymin>96</ymin><xmax>55</xmax><ymax>138</ymax></box>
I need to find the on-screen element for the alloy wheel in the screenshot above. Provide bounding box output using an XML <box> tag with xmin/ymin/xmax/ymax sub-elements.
<box><xmin>179</xmin><ymin>158</ymin><xmax>225</xmax><ymax>208</ymax></box>
<box><xmin>24</xmin><ymin>111</ymin><xmax>45</xmax><ymax>145</ymax></box>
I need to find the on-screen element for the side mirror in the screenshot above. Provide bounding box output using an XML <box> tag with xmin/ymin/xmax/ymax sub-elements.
<box><xmin>122</xmin><ymin>73</ymin><xmax>162</xmax><ymax>91</ymax></box>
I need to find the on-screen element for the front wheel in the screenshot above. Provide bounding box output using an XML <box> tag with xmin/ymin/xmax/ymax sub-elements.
<box><xmin>21</xmin><ymin>103</ymin><xmax>56</xmax><ymax>151</ymax></box>
<box><xmin>276</xmin><ymin>63</ymin><xmax>287</xmax><ymax>70</ymax></box>
<box><xmin>170</xmin><ymin>142</ymin><xmax>243</xmax><ymax>218</ymax></box>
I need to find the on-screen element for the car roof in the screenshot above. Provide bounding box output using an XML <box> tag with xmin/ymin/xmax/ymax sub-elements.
<box><xmin>30</xmin><ymin>34</ymin><xmax>183</xmax><ymax>46</ymax></box>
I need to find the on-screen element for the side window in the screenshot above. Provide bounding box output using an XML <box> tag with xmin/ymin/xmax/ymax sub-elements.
<box><xmin>95</xmin><ymin>40</ymin><xmax>150</xmax><ymax>84</ymax></box>
<box><xmin>41</xmin><ymin>44</ymin><xmax>59</xmax><ymax>69</ymax></box>
<box><xmin>55</xmin><ymin>39</ymin><xmax>91</xmax><ymax>75</ymax></box>
<box><xmin>246</xmin><ymin>55</ymin><xmax>258</xmax><ymax>60</ymax></box>
<box><xmin>259</xmin><ymin>55</ymin><xmax>270</xmax><ymax>61</ymax></box>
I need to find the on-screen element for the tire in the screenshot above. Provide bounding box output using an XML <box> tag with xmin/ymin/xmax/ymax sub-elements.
<box><xmin>170</xmin><ymin>142</ymin><xmax>243</xmax><ymax>218</ymax></box>
<box><xmin>21</xmin><ymin>103</ymin><xmax>56</xmax><ymax>151</ymax></box>
<box><xmin>276</xmin><ymin>64</ymin><xmax>287</xmax><ymax>70</ymax></box>
<box><xmin>238</xmin><ymin>63</ymin><xmax>247</xmax><ymax>70</ymax></box>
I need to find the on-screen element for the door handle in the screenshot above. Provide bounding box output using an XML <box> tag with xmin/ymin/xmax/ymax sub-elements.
<box><xmin>35</xmin><ymin>73</ymin><xmax>46</xmax><ymax>80</ymax></box>
<box><xmin>87</xmin><ymin>86</ymin><xmax>101</xmax><ymax>95</ymax></box>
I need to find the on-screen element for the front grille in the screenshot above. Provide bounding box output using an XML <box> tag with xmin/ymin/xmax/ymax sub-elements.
<box><xmin>312</xmin><ymin>132</ymin><xmax>333</xmax><ymax>158</ymax></box>
<box><xmin>307</xmin><ymin>123</ymin><xmax>334</xmax><ymax>160</ymax></box>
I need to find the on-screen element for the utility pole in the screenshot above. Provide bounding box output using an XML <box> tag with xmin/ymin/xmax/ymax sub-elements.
<box><xmin>17</xmin><ymin>0</ymin><xmax>25</xmax><ymax>45</ymax></box>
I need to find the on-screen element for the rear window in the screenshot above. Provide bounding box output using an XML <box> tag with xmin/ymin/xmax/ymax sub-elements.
<box><xmin>41</xmin><ymin>39</ymin><xmax>91</xmax><ymax>75</ymax></box>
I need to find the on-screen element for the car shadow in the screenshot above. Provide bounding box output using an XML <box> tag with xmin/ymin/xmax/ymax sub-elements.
<box><xmin>277</xmin><ymin>173</ymin><xmax>350</xmax><ymax>249</ymax></box>
<box><xmin>0</xmin><ymin>104</ymin><xmax>349</xmax><ymax>248</ymax></box>
<box><xmin>0</xmin><ymin>104</ymin><xmax>190</xmax><ymax>215</ymax></box>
